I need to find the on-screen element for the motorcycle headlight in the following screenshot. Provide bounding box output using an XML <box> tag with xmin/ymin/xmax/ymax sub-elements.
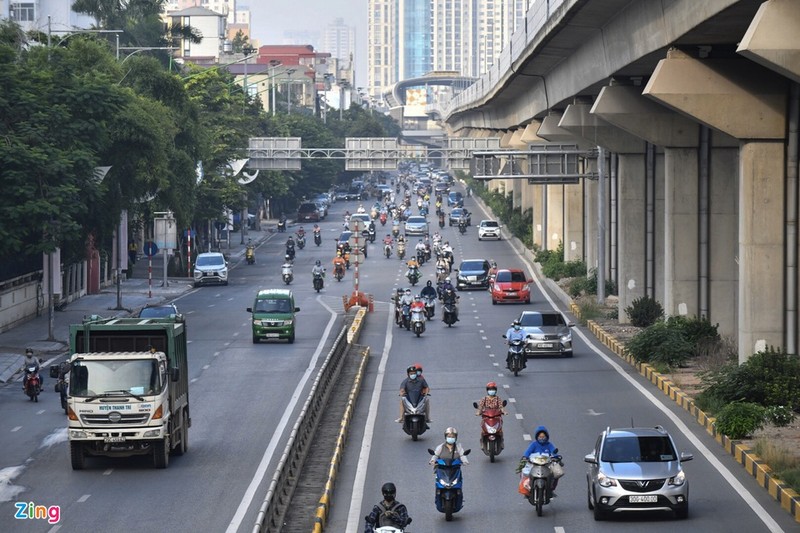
<box><xmin>597</xmin><ymin>472</ymin><xmax>617</xmax><ymax>487</ymax></box>
<box><xmin>668</xmin><ymin>470</ymin><xmax>686</xmax><ymax>486</ymax></box>
<box><xmin>486</xmin><ymin>426</ymin><xmax>497</xmax><ymax>434</ymax></box>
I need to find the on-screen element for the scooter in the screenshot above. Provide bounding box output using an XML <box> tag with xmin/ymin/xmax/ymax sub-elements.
<box><xmin>297</xmin><ymin>234</ymin><xmax>306</xmax><ymax>249</ymax></box>
<box><xmin>285</xmin><ymin>244</ymin><xmax>295</xmax><ymax>262</ymax></box>
<box><xmin>522</xmin><ymin>451</ymin><xmax>562</xmax><ymax>517</ymax></box>
<box><xmin>423</xmin><ymin>295</ymin><xmax>436</xmax><ymax>319</ymax></box>
<box><xmin>23</xmin><ymin>364</ymin><xmax>41</xmax><ymax>402</ymax></box>
<box><xmin>401</xmin><ymin>303</ymin><xmax>411</xmax><ymax>330</ymax></box>
<box><xmin>50</xmin><ymin>362</ymin><xmax>69</xmax><ymax>414</ymax></box>
<box><xmin>277</xmin><ymin>216</ymin><xmax>286</xmax><ymax>233</ymax></box>
<box><xmin>379</xmin><ymin>212</ymin><xmax>387</xmax><ymax>226</ymax></box>
<box><xmin>401</xmin><ymin>394</ymin><xmax>428</xmax><ymax>441</ymax></box>
<box><xmin>428</xmin><ymin>447</ymin><xmax>471</xmax><ymax>521</ymax></box>
<box><xmin>410</xmin><ymin>308</ymin><xmax>426</xmax><ymax>337</ymax></box>
<box><xmin>438</xmin><ymin>213</ymin><xmax>446</xmax><ymax>228</ymax></box>
<box><xmin>397</xmin><ymin>241</ymin><xmax>406</xmax><ymax>260</ymax></box>
<box><xmin>333</xmin><ymin>264</ymin><xmax>345</xmax><ymax>282</ymax></box>
<box><xmin>406</xmin><ymin>268</ymin><xmax>420</xmax><ymax>286</ymax></box>
<box><xmin>503</xmin><ymin>335</ymin><xmax>528</xmax><ymax>376</ymax></box>
<box><xmin>245</xmin><ymin>244</ymin><xmax>255</xmax><ymax>264</ymax></box>
<box><xmin>313</xmin><ymin>271</ymin><xmax>325</xmax><ymax>292</ymax></box>
<box><xmin>458</xmin><ymin>221</ymin><xmax>467</xmax><ymax>234</ymax></box>
<box><xmin>391</xmin><ymin>224</ymin><xmax>400</xmax><ymax>238</ymax></box>
<box><xmin>282</xmin><ymin>263</ymin><xmax>293</xmax><ymax>285</ymax></box>
<box><xmin>313</xmin><ymin>230</ymin><xmax>322</xmax><ymax>246</ymax></box>
<box><xmin>416</xmin><ymin>249</ymin><xmax>426</xmax><ymax>266</ymax></box>
<box><xmin>384</xmin><ymin>243</ymin><xmax>392</xmax><ymax>259</ymax></box>
<box><xmin>442</xmin><ymin>302</ymin><xmax>458</xmax><ymax>327</ymax></box>
<box><xmin>473</xmin><ymin>400</ymin><xmax>507</xmax><ymax>462</ymax></box>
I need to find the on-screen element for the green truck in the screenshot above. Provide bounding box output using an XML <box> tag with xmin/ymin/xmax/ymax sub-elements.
<box><xmin>65</xmin><ymin>315</ymin><xmax>190</xmax><ymax>469</ymax></box>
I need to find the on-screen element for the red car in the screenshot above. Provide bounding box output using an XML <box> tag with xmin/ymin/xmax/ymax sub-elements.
<box><xmin>490</xmin><ymin>269</ymin><xmax>532</xmax><ymax>304</ymax></box>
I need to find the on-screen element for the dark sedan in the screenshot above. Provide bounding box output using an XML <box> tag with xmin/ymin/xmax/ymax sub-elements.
<box><xmin>455</xmin><ymin>259</ymin><xmax>491</xmax><ymax>290</ymax></box>
<box><xmin>448</xmin><ymin>207</ymin><xmax>471</xmax><ymax>226</ymax></box>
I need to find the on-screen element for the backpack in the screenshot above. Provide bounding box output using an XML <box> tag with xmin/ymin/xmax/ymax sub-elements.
<box><xmin>377</xmin><ymin>501</ymin><xmax>402</xmax><ymax>527</ymax></box>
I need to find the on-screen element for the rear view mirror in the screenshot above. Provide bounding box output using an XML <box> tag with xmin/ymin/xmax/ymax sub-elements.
<box><xmin>294</xmin><ymin>307</ymin><xmax>300</xmax><ymax>312</ymax></box>
<box><xmin>502</xmin><ymin>400</ymin><xmax>508</xmax><ymax>407</ymax></box>
<box><xmin>584</xmin><ymin>453</ymin><xmax>597</xmax><ymax>464</ymax></box>
<box><xmin>246</xmin><ymin>307</ymin><xmax>253</xmax><ymax>313</ymax></box>
<box><xmin>472</xmin><ymin>402</ymin><xmax>479</xmax><ymax>409</ymax></box>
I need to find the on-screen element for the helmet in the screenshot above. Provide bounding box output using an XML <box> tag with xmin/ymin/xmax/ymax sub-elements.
<box><xmin>381</xmin><ymin>482</ymin><xmax>396</xmax><ymax>498</ymax></box>
<box><xmin>445</xmin><ymin>277</ymin><xmax>451</xmax><ymax>283</ymax></box>
<box><xmin>25</xmin><ymin>348</ymin><xmax>33</xmax><ymax>356</ymax></box>
<box><xmin>315</xmin><ymin>260</ymin><xmax>321</xmax><ymax>266</ymax></box>
<box><xmin>413</xmin><ymin>363</ymin><xmax>423</xmax><ymax>373</ymax></box>
<box><xmin>405</xmin><ymin>288</ymin><xmax>411</xmax><ymax>294</ymax></box>
<box><xmin>337</xmin><ymin>250</ymin><xmax>342</xmax><ymax>257</ymax></box>
<box><xmin>407</xmin><ymin>365</ymin><xmax>417</xmax><ymax>375</ymax></box>
<box><xmin>486</xmin><ymin>381</ymin><xmax>497</xmax><ymax>391</ymax></box>
<box><xmin>444</xmin><ymin>427</ymin><xmax>458</xmax><ymax>438</ymax></box>
<box><xmin>513</xmin><ymin>320</ymin><xmax>521</xmax><ymax>330</ymax></box>
<box><xmin>426</xmin><ymin>280</ymin><xmax>432</xmax><ymax>287</ymax></box>
<box><xmin>414</xmin><ymin>296</ymin><xmax>421</xmax><ymax>301</ymax></box>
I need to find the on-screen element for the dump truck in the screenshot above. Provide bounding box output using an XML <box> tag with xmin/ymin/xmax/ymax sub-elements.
<box><xmin>65</xmin><ymin>315</ymin><xmax>190</xmax><ymax>469</ymax></box>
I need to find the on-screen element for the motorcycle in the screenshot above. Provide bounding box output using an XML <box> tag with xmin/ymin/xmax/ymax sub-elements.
<box><xmin>245</xmin><ymin>244</ymin><xmax>255</xmax><ymax>264</ymax></box>
<box><xmin>428</xmin><ymin>447</ymin><xmax>471</xmax><ymax>521</ymax></box>
<box><xmin>401</xmin><ymin>394</ymin><xmax>428</xmax><ymax>441</ymax></box>
<box><xmin>277</xmin><ymin>216</ymin><xmax>287</xmax><ymax>233</ymax></box>
<box><xmin>522</xmin><ymin>451</ymin><xmax>562</xmax><ymax>517</ymax></box>
<box><xmin>410</xmin><ymin>308</ymin><xmax>426</xmax><ymax>337</ymax></box>
<box><xmin>333</xmin><ymin>263</ymin><xmax>345</xmax><ymax>281</ymax></box>
<box><xmin>473</xmin><ymin>400</ymin><xmax>507</xmax><ymax>462</ymax></box>
<box><xmin>407</xmin><ymin>268</ymin><xmax>420</xmax><ymax>286</ymax></box>
<box><xmin>367</xmin><ymin>225</ymin><xmax>377</xmax><ymax>243</ymax></box>
<box><xmin>391</xmin><ymin>224</ymin><xmax>400</xmax><ymax>238</ymax></box>
<box><xmin>416</xmin><ymin>249</ymin><xmax>426</xmax><ymax>266</ymax></box>
<box><xmin>285</xmin><ymin>244</ymin><xmax>295</xmax><ymax>261</ymax></box>
<box><xmin>442</xmin><ymin>301</ymin><xmax>458</xmax><ymax>327</ymax></box>
<box><xmin>397</xmin><ymin>241</ymin><xmax>406</xmax><ymax>260</ymax></box>
<box><xmin>313</xmin><ymin>230</ymin><xmax>322</xmax><ymax>246</ymax></box>
<box><xmin>23</xmin><ymin>364</ymin><xmax>41</xmax><ymax>402</ymax></box>
<box><xmin>297</xmin><ymin>234</ymin><xmax>306</xmax><ymax>249</ymax></box>
<box><xmin>282</xmin><ymin>263</ymin><xmax>293</xmax><ymax>285</ymax></box>
<box><xmin>401</xmin><ymin>303</ymin><xmax>411</xmax><ymax>330</ymax></box>
<box><xmin>423</xmin><ymin>295</ymin><xmax>436</xmax><ymax>319</ymax></box>
<box><xmin>379</xmin><ymin>212</ymin><xmax>388</xmax><ymax>226</ymax></box>
<box><xmin>458</xmin><ymin>220</ymin><xmax>467</xmax><ymax>234</ymax></box>
<box><xmin>313</xmin><ymin>271</ymin><xmax>325</xmax><ymax>292</ymax></box>
<box><xmin>438</xmin><ymin>213</ymin><xmax>445</xmax><ymax>228</ymax></box>
<box><xmin>384</xmin><ymin>242</ymin><xmax>392</xmax><ymax>259</ymax></box>
<box><xmin>504</xmin><ymin>335</ymin><xmax>528</xmax><ymax>376</ymax></box>
<box><xmin>50</xmin><ymin>362</ymin><xmax>69</xmax><ymax>414</ymax></box>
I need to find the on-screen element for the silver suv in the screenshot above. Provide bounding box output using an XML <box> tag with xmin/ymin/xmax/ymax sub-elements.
<box><xmin>585</xmin><ymin>426</ymin><xmax>692</xmax><ymax>520</ymax></box>
<box><xmin>193</xmin><ymin>252</ymin><xmax>229</xmax><ymax>287</ymax></box>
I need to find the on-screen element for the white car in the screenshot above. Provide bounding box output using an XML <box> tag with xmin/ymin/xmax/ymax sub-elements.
<box><xmin>194</xmin><ymin>252</ymin><xmax>228</xmax><ymax>287</ymax></box>
<box><xmin>404</xmin><ymin>215</ymin><xmax>428</xmax><ymax>236</ymax></box>
<box><xmin>478</xmin><ymin>220</ymin><xmax>501</xmax><ymax>240</ymax></box>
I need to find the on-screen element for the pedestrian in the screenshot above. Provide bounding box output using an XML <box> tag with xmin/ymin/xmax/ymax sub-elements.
<box><xmin>128</xmin><ymin>240</ymin><xmax>137</xmax><ymax>265</ymax></box>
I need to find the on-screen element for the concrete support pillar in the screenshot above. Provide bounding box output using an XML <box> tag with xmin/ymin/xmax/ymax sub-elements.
<box><xmin>563</xmin><ymin>182</ymin><xmax>584</xmax><ymax>262</ymax></box>
<box><xmin>616</xmin><ymin>154</ymin><xmax>646</xmax><ymax>322</ymax></box>
<box><xmin>738</xmin><ymin>0</ymin><xmax>800</xmax><ymax>84</ymax></box>
<box><xmin>739</xmin><ymin>142</ymin><xmax>785</xmax><ymax>361</ymax></box>
<box><xmin>546</xmin><ymin>185</ymin><xmax>565</xmax><ymax>252</ymax></box>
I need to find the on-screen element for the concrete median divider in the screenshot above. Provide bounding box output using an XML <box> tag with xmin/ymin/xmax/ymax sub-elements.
<box><xmin>312</xmin><ymin>345</ymin><xmax>370</xmax><ymax>533</ymax></box>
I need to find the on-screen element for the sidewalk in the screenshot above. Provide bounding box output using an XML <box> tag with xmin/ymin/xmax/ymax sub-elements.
<box><xmin>0</xmin><ymin>223</ymin><xmax>277</xmax><ymax>384</ymax></box>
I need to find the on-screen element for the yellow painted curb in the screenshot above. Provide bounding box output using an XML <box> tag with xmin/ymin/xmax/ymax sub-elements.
<box><xmin>580</xmin><ymin>309</ymin><xmax>800</xmax><ymax>522</ymax></box>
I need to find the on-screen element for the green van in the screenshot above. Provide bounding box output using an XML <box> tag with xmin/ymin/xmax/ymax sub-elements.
<box><xmin>247</xmin><ymin>289</ymin><xmax>300</xmax><ymax>344</ymax></box>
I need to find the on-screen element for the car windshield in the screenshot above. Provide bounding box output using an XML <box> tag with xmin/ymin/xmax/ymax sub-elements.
<box><xmin>70</xmin><ymin>359</ymin><xmax>163</xmax><ymax>397</ymax></box>
<box><xmin>601</xmin><ymin>436</ymin><xmax>676</xmax><ymax>463</ymax></box>
<box><xmin>496</xmin><ymin>271</ymin><xmax>526</xmax><ymax>283</ymax></box>
<box><xmin>452</xmin><ymin>209</ymin><xmax>463</xmax><ymax>215</ymax></box>
<box><xmin>254</xmin><ymin>298</ymin><xmax>291</xmax><ymax>313</ymax></box>
<box><xmin>196</xmin><ymin>255</ymin><xmax>224</xmax><ymax>267</ymax></box>
<box><xmin>408</xmin><ymin>217</ymin><xmax>425</xmax><ymax>223</ymax></box>
<box><xmin>138</xmin><ymin>306</ymin><xmax>176</xmax><ymax>318</ymax></box>
<box><xmin>482</xmin><ymin>221</ymin><xmax>498</xmax><ymax>227</ymax></box>
<box><xmin>519</xmin><ymin>313</ymin><xmax>565</xmax><ymax>327</ymax></box>
<box><xmin>461</xmin><ymin>261</ymin><xmax>486</xmax><ymax>271</ymax></box>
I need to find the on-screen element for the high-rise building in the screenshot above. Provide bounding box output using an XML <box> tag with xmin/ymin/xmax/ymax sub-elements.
<box><xmin>322</xmin><ymin>18</ymin><xmax>355</xmax><ymax>65</ymax></box>
<box><xmin>368</xmin><ymin>0</ymin><xmax>524</xmax><ymax>97</ymax></box>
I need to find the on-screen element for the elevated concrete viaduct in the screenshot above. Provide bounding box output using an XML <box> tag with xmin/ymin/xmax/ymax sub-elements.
<box><xmin>438</xmin><ymin>0</ymin><xmax>800</xmax><ymax>363</ymax></box>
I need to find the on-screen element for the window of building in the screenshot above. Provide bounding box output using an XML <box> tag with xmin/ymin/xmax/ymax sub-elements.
<box><xmin>10</xmin><ymin>3</ymin><xmax>35</xmax><ymax>22</ymax></box>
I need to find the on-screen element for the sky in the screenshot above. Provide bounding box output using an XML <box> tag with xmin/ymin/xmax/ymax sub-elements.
<box><xmin>247</xmin><ymin>0</ymin><xmax>369</xmax><ymax>87</ymax></box>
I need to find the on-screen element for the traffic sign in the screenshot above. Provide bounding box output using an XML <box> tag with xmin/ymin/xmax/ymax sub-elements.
<box><xmin>143</xmin><ymin>241</ymin><xmax>159</xmax><ymax>257</ymax></box>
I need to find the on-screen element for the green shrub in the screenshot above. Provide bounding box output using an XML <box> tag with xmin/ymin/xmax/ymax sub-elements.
<box><xmin>625</xmin><ymin>321</ymin><xmax>693</xmax><ymax>368</ymax></box>
<box><xmin>577</xmin><ymin>300</ymin><xmax>603</xmax><ymax>325</ymax></box>
<box><xmin>714</xmin><ymin>402</ymin><xmax>765</xmax><ymax>439</ymax></box>
<box><xmin>765</xmin><ymin>405</ymin><xmax>796</xmax><ymax>427</ymax></box>
<box><xmin>701</xmin><ymin>348</ymin><xmax>800</xmax><ymax>410</ymax></box>
<box><xmin>694</xmin><ymin>390</ymin><xmax>728</xmax><ymax>415</ymax></box>
<box><xmin>625</xmin><ymin>295</ymin><xmax>664</xmax><ymax>327</ymax></box>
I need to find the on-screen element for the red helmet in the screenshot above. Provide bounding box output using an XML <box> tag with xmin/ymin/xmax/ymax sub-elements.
<box><xmin>486</xmin><ymin>381</ymin><xmax>497</xmax><ymax>390</ymax></box>
<box><xmin>412</xmin><ymin>363</ymin><xmax>423</xmax><ymax>373</ymax></box>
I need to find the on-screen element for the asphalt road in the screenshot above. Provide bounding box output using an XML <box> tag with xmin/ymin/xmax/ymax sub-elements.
<box><xmin>0</xmin><ymin>191</ymin><xmax>797</xmax><ymax>533</ymax></box>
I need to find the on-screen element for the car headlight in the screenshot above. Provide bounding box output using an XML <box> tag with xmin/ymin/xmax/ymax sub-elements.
<box><xmin>597</xmin><ymin>472</ymin><xmax>617</xmax><ymax>487</ymax></box>
<box><xmin>282</xmin><ymin>319</ymin><xmax>293</xmax><ymax>326</ymax></box>
<box><xmin>561</xmin><ymin>333</ymin><xmax>572</xmax><ymax>343</ymax></box>
<box><xmin>668</xmin><ymin>470</ymin><xmax>686</xmax><ymax>486</ymax></box>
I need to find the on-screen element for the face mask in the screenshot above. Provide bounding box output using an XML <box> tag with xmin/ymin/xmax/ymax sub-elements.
<box><xmin>416</xmin><ymin>372</ymin><xmax>422</xmax><ymax>378</ymax></box>
<box><xmin>408</xmin><ymin>374</ymin><xmax>416</xmax><ymax>380</ymax></box>
<box><xmin>446</xmin><ymin>437</ymin><xmax>456</xmax><ymax>445</ymax></box>
<box><xmin>487</xmin><ymin>390</ymin><xmax>496</xmax><ymax>396</ymax></box>
<box><xmin>537</xmin><ymin>437</ymin><xmax>547</xmax><ymax>444</ymax></box>
<box><xmin>514</xmin><ymin>326</ymin><xmax>521</xmax><ymax>331</ymax></box>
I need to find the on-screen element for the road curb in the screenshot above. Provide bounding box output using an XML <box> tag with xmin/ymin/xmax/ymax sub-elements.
<box><xmin>585</xmin><ymin>319</ymin><xmax>800</xmax><ymax>523</ymax></box>
<box><xmin>313</xmin><ymin>328</ymin><xmax>370</xmax><ymax>532</ymax></box>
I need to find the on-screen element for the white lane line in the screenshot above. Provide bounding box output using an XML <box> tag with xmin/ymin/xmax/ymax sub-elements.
<box><xmin>226</xmin><ymin>296</ymin><xmax>338</xmax><ymax>533</ymax></box>
<box><xmin>485</xmin><ymin>345</ymin><xmax>491</xmax><ymax>349</ymax></box>
<box><xmin>202</xmin><ymin>365</ymin><xmax>210</xmax><ymax>370</ymax></box>
<box><xmin>503</xmin><ymin>384</ymin><xmax>510</xmax><ymax>389</ymax></box>
<box><xmin>346</xmin><ymin>303</ymin><xmax>395</xmax><ymax>532</ymax></box>
<box><xmin>48</xmin><ymin>525</ymin><xmax>61</xmax><ymax>532</ymax></box>
<box><xmin>488</xmin><ymin>354</ymin><xmax>495</xmax><ymax>358</ymax></box>
<box><xmin>11</xmin><ymin>426</ymin><xmax>21</xmax><ymax>432</ymax></box>
<box><xmin>37</xmin><ymin>410</ymin><xmax>45</xmax><ymax>415</ymax></box>
<box><xmin>516</xmin><ymin>414</ymin><xmax>524</xmax><ymax>420</ymax></box>
<box><xmin>555</xmin><ymin>527</ymin><xmax>566</xmax><ymax>533</ymax></box>
<box><xmin>190</xmin><ymin>378</ymin><xmax>198</xmax><ymax>384</ymax></box>
<box><xmin>492</xmin><ymin>363</ymin><xmax>499</xmax><ymax>367</ymax></box>
<box><xmin>508</xmin><ymin>398</ymin><xmax>516</xmax><ymax>403</ymax></box>
<box><xmin>523</xmin><ymin>434</ymin><xmax>532</xmax><ymax>441</ymax></box>
<box><xmin>103</xmin><ymin>469</ymin><xmax>113</xmax><ymax>476</ymax></box>
<box><xmin>476</xmin><ymin>323</ymin><xmax>482</xmax><ymax>326</ymax></box>
<box><xmin>77</xmin><ymin>494</ymin><xmax>90</xmax><ymax>503</ymax></box>
<box><xmin>481</xmin><ymin>336</ymin><xmax>487</xmax><ymax>340</ymax></box>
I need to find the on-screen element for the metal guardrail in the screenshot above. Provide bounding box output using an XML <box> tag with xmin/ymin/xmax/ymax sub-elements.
<box><xmin>252</xmin><ymin>320</ymin><xmax>351</xmax><ymax>533</ymax></box>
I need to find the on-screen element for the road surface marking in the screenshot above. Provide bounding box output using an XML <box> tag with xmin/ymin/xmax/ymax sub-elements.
<box><xmin>37</xmin><ymin>410</ymin><xmax>45</xmax><ymax>415</ymax></box>
<box><xmin>77</xmin><ymin>494</ymin><xmax>90</xmax><ymax>502</ymax></box>
<box><xmin>523</xmin><ymin>434</ymin><xmax>532</xmax><ymax>441</ymax></box>
<box><xmin>516</xmin><ymin>414</ymin><xmax>524</xmax><ymax>420</ymax></box>
<box><xmin>11</xmin><ymin>426</ymin><xmax>21</xmax><ymax>432</ymax></box>
<box><xmin>103</xmin><ymin>469</ymin><xmax>113</xmax><ymax>476</ymax></box>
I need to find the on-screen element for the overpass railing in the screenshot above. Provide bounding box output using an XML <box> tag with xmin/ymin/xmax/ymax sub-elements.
<box><xmin>441</xmin><ymin>0</ymin><xmax>571</xmax><ymax>119</ymax></box>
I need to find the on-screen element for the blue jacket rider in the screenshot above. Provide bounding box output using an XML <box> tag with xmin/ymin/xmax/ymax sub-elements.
<box><xmin>523</xmin><ymin>425</ymin><xmax>560</xmax><ymax>493</ymax></box>
<box><xmin>505</xmin><ymin>321</ymin><xmax>527</xmax><ymax>368</ymax></box>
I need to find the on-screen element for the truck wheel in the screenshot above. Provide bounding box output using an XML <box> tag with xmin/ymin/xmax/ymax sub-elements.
<box><xmin>153</xmin><ymin>437</ymin><xmax>169</xmax><ymax>469</ymax></box>
<box><xmin>173</xmin><ymin>414</ymin><xmax>188</xmax><ymax>456</ymax></box>
<box><xmin>288</xmin><ymin>332</ymin><xmax>295</xmax><ymax>344</ymax></box>
<box><xmin>70</xmin><ymin>442</ymin><xmax>85</xmax><ymax>470</ymax></box>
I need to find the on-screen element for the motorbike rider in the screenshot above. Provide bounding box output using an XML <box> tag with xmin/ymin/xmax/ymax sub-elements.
<box><xmin>505</xmin><ymin>320</ymin><xmax>528</xmax><ymax>369</ymax></box>
<box><xmin>475</xmin><ymin>382</ymin><xmax>508</xmax><ymax>416</ymax></box>
<box><xmin>420</xmin><ymin>280</ymin><xmax>437</xmax><ymax>303</ymax></box>
<box><xmin>383</xmin><ymin>234</ymin><xmax>394</xmax><ymax>254</ymax></box>
<box><xmin>296</xmin><ymin>226</ymin><xmax>305</xmax><ymax>239</ymax></box>
<box><xmin>440</xmin><ymin>285</ymin><xmax>459</xmax><ymax>322</ymax></box>
<box><xmin>522</xmin><ymin>426</ymin><xmax>561</xmax><ymax>495</ymax></box>
<box><xmin>285</xmin><ymin>236</ymin><xmax>295</xmax><ymax>259</ymax></box>
<box><xmin>332</xmin><ymin>251</ymin><xmax>346</xmax><ymax>274</ymax></box>
<box><xmin>414</xmin><ymin>239</ymin><xmax>426</xmax><ymax>259</ymax></box>
<box><xmin>21</xmin><ymin>348</ymin><xmax>43</xmax><ymax>390</ymax></box>
<box><xmin>405</xmin><ymin>257</ymin><xmax>420</xmax><ymax>280</ymax></box>
<box><xmin>357</xmin><ymin>203</ymin><xmax>366</xmax><ymax>214</ymax></box>
<box><xmin>363</xmin><ymin>482</ymin><xmax>412</xmax><ymax>533</ymax></box>
<box><xmin>311</xmin><ymin>260</ymin><xmax>326</xmax><ymax>278</ymax></box>
<box><xmin>397</xmin><ymin>365</ymin><xmax>430</xmax><ymax>424</ymax></box>
<box><xmin>429</xmin><ymin>427</ymin><xmax>469</xmax><ymax>465</ymax></box>
<box><xmin>410</xmin><ymin>295</ymin><xmax>426</xmax><ymax>315</ymax></box>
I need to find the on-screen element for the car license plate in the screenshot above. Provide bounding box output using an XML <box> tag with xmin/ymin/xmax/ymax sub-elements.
<box><xmin>506</xmin><ymin>292</ymin><xmax>517</xmax><ymax>296</ymax></box>
<box><xmin>538</xmin><ymin>343</ymin><xmax>554</xmax><ymax>349</ymax></box>
<box><xmin>629</xmin><ymin>495</ymin><xmax>657</xmax><ymax>503</ymax></box>
<box><xmin>265</xmin><ymin>333</ymin><xmax>280</xmax><ymax>338</ymax></box>
<box><xmin>104</xmin><ymin>437</ymin><xmax>126</xmax><ymax>443</ymax></box>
